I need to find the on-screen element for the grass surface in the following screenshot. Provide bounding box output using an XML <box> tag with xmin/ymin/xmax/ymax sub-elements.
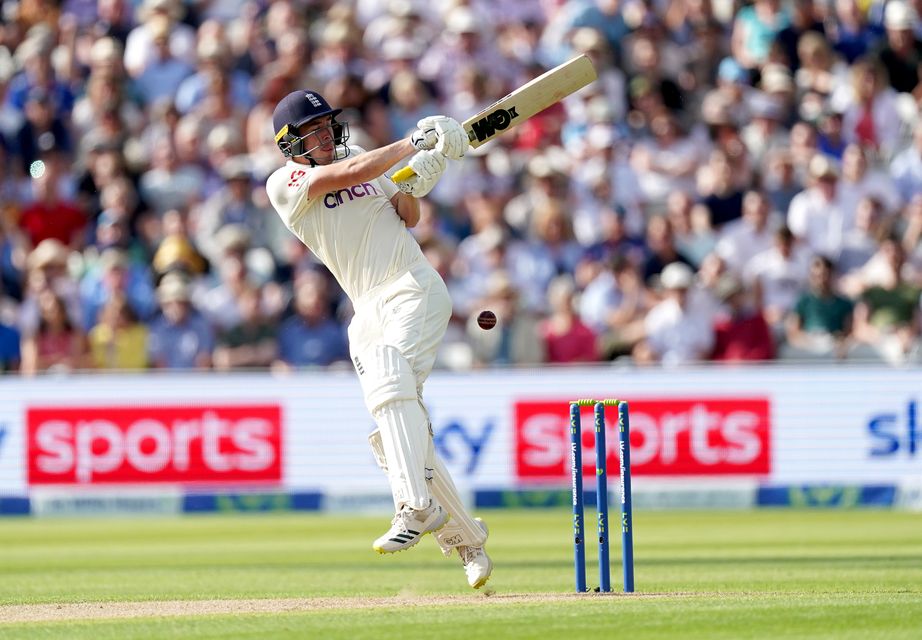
<box><xmin>1</xmin><ymin>510</ymin><xmax>921</xmax><ymax>638</ymax></box>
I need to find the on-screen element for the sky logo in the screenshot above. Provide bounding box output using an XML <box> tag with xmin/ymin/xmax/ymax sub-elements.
<box><xmin>868</xmin><ymin>400</ymin><xmax>918</xmax><ymax>457</ymax></box>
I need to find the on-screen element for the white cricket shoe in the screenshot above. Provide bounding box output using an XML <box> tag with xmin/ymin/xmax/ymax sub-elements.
<box><xmin>373</xmin><ymin>501</ymin><xmax>448</xmax><ymax>554</ymax></box>
<box><xmin>458</xmin><ymin>519</ymin><xmax>493</xmax><ymax>589</ymax></box>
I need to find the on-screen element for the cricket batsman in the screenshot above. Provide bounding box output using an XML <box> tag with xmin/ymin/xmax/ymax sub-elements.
<box><xmin>266</xmin><ymin>90</ymin><xmax>492</xmax><ymax>589</ymax></box>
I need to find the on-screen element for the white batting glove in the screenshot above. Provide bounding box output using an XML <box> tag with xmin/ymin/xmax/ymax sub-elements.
<box><xmin>407</xmin><ymin>148</ymin><xmax>446</xmax><ymax>182</ymax></box>
<box><xmin>417</xmin><ymin>115</ymin><xmax>468</xmax><ymax>160</ymax></box>
<box><xmin>396</xmin><ymin>173</ymin><xmax>438</xmax><ymax>198</ymax></box>
<box><xmin>410</xmin><ymin>127</ymin><xmax>438</xmax><ymax>151</ymax></box>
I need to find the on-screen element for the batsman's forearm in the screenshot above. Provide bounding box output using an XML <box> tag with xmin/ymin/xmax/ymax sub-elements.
<box><xmin>343</xmin><ymin>139</ymin><xmax>415</xmax><ymax>184</ymax></box>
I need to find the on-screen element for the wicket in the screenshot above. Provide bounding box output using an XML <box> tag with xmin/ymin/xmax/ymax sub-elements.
<box><xmin>569</xmin><ymin>399</ymin><xmax>634</xmax><ymax>593</ymax></box>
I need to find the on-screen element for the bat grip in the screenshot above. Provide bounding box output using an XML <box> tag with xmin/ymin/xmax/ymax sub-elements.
<box><xmin>391</xmin><ymin>166</ymin><xmax>417</xmax><ymax>183</ymax></box>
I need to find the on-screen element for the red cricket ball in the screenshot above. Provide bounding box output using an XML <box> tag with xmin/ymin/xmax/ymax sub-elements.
<box><xmin>477</xmin><ymin>310</ymin><xmax>497</xmax><ymax>330</ymax></box>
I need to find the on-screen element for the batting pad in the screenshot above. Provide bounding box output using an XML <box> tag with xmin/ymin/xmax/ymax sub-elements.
<box><xmin>373</xmin><ymin>400</ymin><xmax>434</xmax><ymax>511</ymax></box>
<box><xmin>431</xmin><ymin>454</ymin><xmax>488</xmax><ymax>551</ymax></box>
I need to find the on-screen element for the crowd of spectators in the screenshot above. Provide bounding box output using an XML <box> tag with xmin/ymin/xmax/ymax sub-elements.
<box><xmin>0</xmin><ymin>0</ymin><xmax>921</xmax><ymax>374</ymax></box>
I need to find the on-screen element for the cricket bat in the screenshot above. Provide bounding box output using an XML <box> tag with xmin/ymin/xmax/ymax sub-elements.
<box><xmin>392</xmin><ymin>54</ymin><xmax>597</xmax><ymax>183</ymax></box>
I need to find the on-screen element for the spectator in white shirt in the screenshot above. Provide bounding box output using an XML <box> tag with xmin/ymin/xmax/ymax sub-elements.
<box><xmin>744</xmin><ymin>226</ymin><xmax>812</xmax><ymax>328</ymax></box>
<box><xmin>837</xmin><ymin>143</ymin><xmax>902</xmax><ymax>224</ymax></box>
<box><xmin>787</xmin><ymin>155</ymin><xmax>847</xmax><ymax>258</ymax></box>
<box><xmin>716</xmin><ymin>190</ymin><xmax>781</xmax><ymax>276</ymax></box>
<box><xmin>634</xmin><ymin>262</ymin><xmax>715</xmax><ymax>366</ymax></box>
<box><xmin>890</xmin><ymin>126</ymin><xmax>922</xmax><ymax>203</ymax></box>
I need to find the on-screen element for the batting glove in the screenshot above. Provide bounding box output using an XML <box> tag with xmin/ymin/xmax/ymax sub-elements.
<box><xmin>396</xmin><ymin>173</ymin><xmax>439</xmax><ymax>198</ymax></box>
<box><xmin>417</xmin><ymin>116</ymin><xmax>468</xmax><ymax>160</ymax></box>
<box><xmin>407</xmin><ymin>148</ymin><xmax>447</xmax><ymax>182</ymax></box>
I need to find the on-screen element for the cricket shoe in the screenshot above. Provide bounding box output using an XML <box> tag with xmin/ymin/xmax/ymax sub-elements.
<box><xmin>373</xmin><ymin>500</ymin><xmax>448</xmax><ymax>553</ymax></box>
<box><xmin>458</xmin><ymin>519</ymin><xmax>492</xmax><ymax>589</ymax></box>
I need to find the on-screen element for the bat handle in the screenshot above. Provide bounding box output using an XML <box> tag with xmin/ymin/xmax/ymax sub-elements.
<box><xmin>391</xmin><ymin>166</ymin><xmax>417</xmax><ymax>183</ymax></box>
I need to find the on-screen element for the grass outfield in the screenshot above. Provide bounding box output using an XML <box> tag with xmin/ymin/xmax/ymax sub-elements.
<box><xmin>0</xmin><ymin>510</ymin><xmax>920</xmax><ymax>638</ymax></box>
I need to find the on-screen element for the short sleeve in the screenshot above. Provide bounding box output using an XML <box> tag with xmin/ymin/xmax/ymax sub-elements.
<box><xmin>266</xmin><ymin>164</ymin><xmax>315</xmax><ymax>226</ymax></box>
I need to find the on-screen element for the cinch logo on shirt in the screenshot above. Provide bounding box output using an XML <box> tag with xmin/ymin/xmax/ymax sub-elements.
<box><xmin>323</xmin><ymin>182</ymin><xmax>382</xmax><ymax>209</ymax></box>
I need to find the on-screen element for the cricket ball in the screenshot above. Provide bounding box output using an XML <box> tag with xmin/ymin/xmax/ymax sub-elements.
<box><xmin>477</xmin><ymin>310</ymin><xmax>497</xmax><ymax>330</ymax></box>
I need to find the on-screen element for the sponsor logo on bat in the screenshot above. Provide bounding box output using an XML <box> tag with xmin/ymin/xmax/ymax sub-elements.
<box><xmin>469</xmin><ymin>107</ymin><xmax>520</xmax><ymax>142</ymax></box>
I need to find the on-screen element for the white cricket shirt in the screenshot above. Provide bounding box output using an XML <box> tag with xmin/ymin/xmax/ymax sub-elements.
<box><xmin>266</xmin><ymin>146</ymin><xmax>426</xmax><ymax>301</ymax></box>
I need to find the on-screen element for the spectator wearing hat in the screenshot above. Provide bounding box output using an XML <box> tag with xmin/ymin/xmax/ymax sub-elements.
<box><xmin>876</xmin><ymin>0</ymin><xmax>922</xmax><ymax>94</ymax></box>
<box><xmin>741</xmin><ymin>93</ymin><xmax>789</xmax><ymax>167</ymax></box>
<box><xmin>787</xmin><ymin>154</ymin><xmax>848</xmax><ymax>257</ymax></box>
<box><xmin>123</xmin><ymin>0</ymin><xmax>196</xmax><ymax>79</ymax></box>
<box><xmin>890</xmin><ymin>122</ymin><xmax>922</xmax><ymax>202</ymax></box>
<box><xmin>710</xmin><ymin>274</ymin><xmax>775</xmax><ymax>362</ymax></box>
<box><xmin>134</xmin><ymin>15</ymin><xmax>195</xmax><ymax>105</ymax></box>
<box><xmin>275</xmin><ymin>275</ymin><xmax>347</xmax><ymax>370</ymax></box>
<box><xmin>634</xmin><ymin>262</ymin><xmax>715</xmax><ymax>366</ymax></box>
<box><xmin>213</xmin><ymin>287</ymin><xmax>277</xmax><ymax>371</ymax></box>
<box><xmin>148</xmin><ymin>272</ymin><xmax>214</xmax><ymax>369</ymax></box>
<box><xmin>743</xmin><ymin>226</ymin><xmax>812</xmax><ymax>328</ymax></box>
<box><xmin>539</xmin><ymin>275</ymin><xmax>598</xmax><ymax>364</ymax></box>
<box><xmin>20</xmin><ymin>290</ymin><xmax>87</xmax><ymax>376</ymax></box>
<box><xmin>783</xmin><ymin>255</ymin><xmax>854</xmax><ymax>359</ymax></box>
<box><xmin>194</xmin><ymin>157</ymin><xmax>279</xmax><ymax>266</ymax></box>
<box><xmin>87</xmin><ymin>293</ymin><xmax>149</xmax><ymax>370</ymax></box>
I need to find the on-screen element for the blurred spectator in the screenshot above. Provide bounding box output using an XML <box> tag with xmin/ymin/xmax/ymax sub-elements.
<box><xmin>214</xmin><ymin>287</ymin><xmax>278</xmax><ymax>371</ymax></box>
<box><xmin>716</xmin><ymin>190</ymin><xmax>780</xmax><ymax>276</ymax></box>
<box><xmin>838</xmin><ymin>143</ymin><xmax>901</xmax><ymax>223</ymax></box>
<box><xmin>890</xmin><ymin>125</ymin><xmax>922</xmax><ymax>202</ymax></box>
<box><xmin>539</xmin><ymin>275</ymin><xmax>598</xmax><ymax>364</ymax></box>
<box><xmin>15</xmin><ymin>89</ymin><xmax>72</xmax><ymax>173</ymax></box>
<box><xmin>850</xmin><ymin>238</ymin><xmax>921</xmax><ymax>363</ymax></box>
<box><xmin>139</xmin><ymin>142</ymin><xmax>204</xmax><ymax>214</ymax></box>
<box><xmin>711</xmin><ymin>275</ymin><xmax>776</xmax><ymax>362</ymax></box>
<box><xmin>0</xmin><ymin>319</ymin><xmax>20</xmax><ymax>372</ymax></box>
<box><xmin>744</xmin><ymin>226</ymin><xmax>812</xmax><ymax>327</ymax></box>
<box><xmin>123</xmin><ymin>0</ymin><xmax>196</xmax><ymax>78</ymax></box>
<box><xmin>634</xmin><ymin>262</ymin><xmax>715</xmax><ymax>366</ymax></box>
<box><xmin>876</xmin><ymin>1</ymin><xmax>922</xmax><ymax>94</ymax></box>
<box><xmin>787</xmin><ymin>155</ymin><xmax>846</xmax><ymax>258</ymax></box>
<box><xmin>275</xmin><ymin>276</ymin><xmax>347</xmax><ymax>370</ymax></box>
<box><xmin>88</xmin><ymin>293</ymin><xmax>149</xmax><ymax>370</ymax></box>
<box><xmin>20</xmin><ymin>291</ymin><xmax>86</xmax><ymax>375</ymax></box>
<box><xmin>19</xmin><ymin>240</ymin><xmax>81</xmax><ymax>336</ymax></box>
<box><xmin>641</xmin><ymin>215</ymin><xmax>694</xmax><ymax>283</ymax></box>
<box><xmin>148</xmin><ymin>272</ymin><xmax>214</xmax><ymax>369</ymax></box>
<box><xmin>631</xmin><ymin>112</ymin><xmax>702</xmax><ymax>208</ymax></box>
<box><xmin>840</xmin><ymin>57</ymin><xmax>902</xmax><ymax>158</ymax></box>
<box><xmin>783</xmin><ymin>255</ymin><xmax>853</xmax><ymax>359</ymax></box>
<box><xmin>731</xmin><ymin>0</ymin><xmax>790</xmax><ymax>70</ymax></box>
<box><xmin>666</xmin><ymin>192</ymin><xmax>716</xmax><ymax>268</ymax></box>
<box><xmin>134</xmin><ymin>15</ymin><xmax>194</xmax><ymax>105</ymax></box>
<box><xmin>580</xmin><ymin>255</ymin><xmax>650</xmax><ymax>360</ymax></box>
<box><xmin>466</xmin><ymin>271</ymin><xmax>544</xmax><ymax>366</ymax></box>
<box><xmin>827</xmin><ymin>0</ymin><xmax>883</xmax><ymax>64</ymax></box>
<box><xmin>79</xmin><ymin>248</ymin><xmax>156</xmax><ymax>332</ymax></box>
